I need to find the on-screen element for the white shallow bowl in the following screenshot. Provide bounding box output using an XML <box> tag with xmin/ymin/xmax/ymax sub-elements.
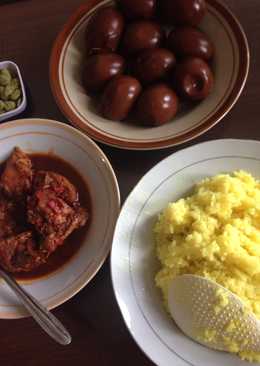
<box><xmin>50</xmin><ymin>0</ymin><xmax>249</xmax><ymax>150</ymax></box>
<box><xmin>111</xmin><ymin>139</ymin><xmax>260</xmax><ymax>366</ymax></box>
<box><xmin>0</xmin><ymin>61</ymin><xmax>27</xmax><ymax>122</ymax></box>
<box><xmin>0</xmin><ymin>118</ymin><xmax>120</xmax><ymax>319</ymax></box>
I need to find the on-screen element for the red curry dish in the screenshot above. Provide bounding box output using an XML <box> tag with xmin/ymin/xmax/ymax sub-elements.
<box><xmin>0</xmin><ymin>147</ymin><xmax>88</xmax><ymax>273</ymax></box>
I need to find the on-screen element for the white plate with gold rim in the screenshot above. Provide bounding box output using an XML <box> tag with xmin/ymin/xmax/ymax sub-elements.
<box><xmin>0</xmin><ymin>118</ymin><xmax>120</xmax><ymax>319</ymax></box>
<box><xmin>111</xmin><ymin>139</ymin><xmax>260</xmax><ymax>366</ymax></box>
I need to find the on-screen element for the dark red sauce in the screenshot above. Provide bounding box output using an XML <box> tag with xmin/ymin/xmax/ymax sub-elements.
<box><xmin>1</xmin><ymin>153</ymin><xmax>92</xmax><ymax>281</ymax></box>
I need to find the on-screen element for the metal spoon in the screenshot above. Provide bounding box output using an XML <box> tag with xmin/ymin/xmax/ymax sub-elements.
<box><xmin>0</xmin><ymin>267</ymin><xmax>72</xmax><ymax>345</ymax></box>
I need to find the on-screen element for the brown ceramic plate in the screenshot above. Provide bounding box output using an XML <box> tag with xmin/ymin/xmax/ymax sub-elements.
<box><xmin>50</xmin><ymin>0</ymin><xmax>250</xmax><ymax>150</ymax></box>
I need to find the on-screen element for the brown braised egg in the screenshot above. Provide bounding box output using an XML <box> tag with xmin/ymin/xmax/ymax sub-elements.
<box><xmin>173</xmin><ymin>57</ymin><xmax>214</xmax><ymax>101</ymax></box>
<box><xmin>136</xmin><ymin>84</ymin><xmax>179</xmax><ymax>126</ymax></box>
<box><xmin>121</xmin><ymin>20</ymin><xmax>164</xmax><ymax>55</ymax></box>
<box><xmin>131</xmin><ymin>48</ymin><xmax>176</xmax><ymax>85</ymax></box>
<box><xmin>167</xmin><ymin>27</ymin><xmax>214</xmax><ymax>61</ymax></box>
<box><xmin>83</xmin><ymin>53</ymin><xmax>125</xmax><ymax>93</ymax></box>
<box><xmin>118</xmin><ymin>0</ymin><xmax>156</xmax><ymax>20</ymax></box>
<box><xmin>100</xmin><ymin>75</ymin><xmax>142</xmax><ymax>121</ymax></box>
<box><xmin>160</xmin><ymin>0</ymin><xmax>207</xmax><ymax>26</ymax></box>
<box><xmin>85</xmin><ymin>7</ymin><xmax>124</xmax><ymax>54</ymax></box>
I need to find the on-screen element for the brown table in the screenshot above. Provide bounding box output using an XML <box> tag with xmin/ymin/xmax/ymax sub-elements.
<box><xmin>0</xmin><ymin>0</ymin><xmax>258</xmax><ymax>365</ymax></box>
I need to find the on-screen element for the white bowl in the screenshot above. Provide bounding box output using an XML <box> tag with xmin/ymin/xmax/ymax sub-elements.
<box><xmin>50</xmin><ymin>0</ymin><xmax>249</xmax><ymax>150</ymax></box>
<box><xmin>0</xmin><ymin>118</ymin><xmax>120</xmax><ymax>318</ymax></box>
<box><xmin>0</xmin><ymin>61</ymin><xmax>27</xmax><ymax>122</ymax></box>
<box><xmin>111</xmin><ymin>139</ymin><xmax>260</xmax><ymax>366</ymax></box>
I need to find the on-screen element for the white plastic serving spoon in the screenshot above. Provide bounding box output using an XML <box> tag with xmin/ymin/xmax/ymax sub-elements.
<box><xmin>168</xmin><ymin>274</ymin><xmax>260</xmax><ymax>353</ymax></box>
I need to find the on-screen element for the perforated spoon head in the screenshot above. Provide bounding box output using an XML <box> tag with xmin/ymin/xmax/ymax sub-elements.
<box><xmin>168</xmin><ymin>274</ymin><xmax>260</xmax><ymax>353</ymax></box>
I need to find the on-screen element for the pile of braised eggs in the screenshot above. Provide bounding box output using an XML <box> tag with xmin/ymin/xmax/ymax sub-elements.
<box><xmin>83</xmin><ymin>0</ymin><xmax>214</xmax><ymax>127</ymax></box>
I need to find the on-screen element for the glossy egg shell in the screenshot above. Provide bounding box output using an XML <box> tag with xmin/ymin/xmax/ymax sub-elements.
<box><xmin>118</xmin><ymin>0</ymin><xmax>156</xmax><ymax>19</ymax></box>
<box><xmin>100</xmin><ymin>75</ymin><xmax>142</xmax><ymax>120</ymax></box>
<box><xmin>83</xmin><ymin>53</ymin><xmax>125</xmax><ymax>93</ymax></box>
<box><xmin>168</xmin><ymin>27</ymin><xmax>214</xmax><ymax>61</ymax></box>
<box><xmin>131</xmin><ymin>48</ymin><xmax>176</xmax><ymax>84</ymax></box>
<box><xmin>173</xmin><ymin>57</ymin><xmax>214</xmax><ymax>101</ymax></box>
<box><xmin>137</xmin><ymin>83</ymin><xmax>179</xmax><ymax>126</ymax></box>
<box><xmin>85</xmin><ymin>7</ymin><xmax>124</xmax><ymax>54</ymax></box>
<box><xmin>121</xmin><ymin>21</ymin><xmax>164</xmax><ymax>55</ymax></box>
<box><xmin>160</xmin><ymin>0</ymin><xmax>206</xmax><ymax>26</ymax></box>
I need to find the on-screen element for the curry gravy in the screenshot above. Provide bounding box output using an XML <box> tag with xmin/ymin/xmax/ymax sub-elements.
<box><xmin>5</xmin><ymin>153</ymin><xmax>92</xmax><ymax>281</ymax></box>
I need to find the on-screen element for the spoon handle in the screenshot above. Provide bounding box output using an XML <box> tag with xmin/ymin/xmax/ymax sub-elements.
<box><xmin>0</xmin><ymin>268</ymin><xmax>72</xmax><ymax>345</ymax></box>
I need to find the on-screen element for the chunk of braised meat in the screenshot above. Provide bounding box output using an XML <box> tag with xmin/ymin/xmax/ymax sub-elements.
<box><xmin>42</xmin><ymin>207</ymin><xmax>88</xmax><ymax>252</ymax></box>
<box><xmin>28</xmin><ymin>189</ymin><xmax>78</xmax><ymax>236</ymax></box>
<box><xmin>27</xmin><ymin>188</ymin><xmax>88</xmax><ymax>253</ymax></box>
<box><xmin>0</xmin><ymin>231</ymin><xmax>47</xmax><ymax>273</ymax></box>
<box><xmin>0</xmin><ymin>195</ymin><xmax>19</xmax><ymax>239</ymax></box>
<box><xmin>0</xmin><ymin>147</ymin><xmax>33</xmax><ymax>198</ymax></box>
<box><xmin>33</xmin><ymin>171</ymin><xmax>78</xmax><ymax>205</ymax></box>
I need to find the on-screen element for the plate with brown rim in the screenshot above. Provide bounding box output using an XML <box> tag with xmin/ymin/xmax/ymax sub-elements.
<box><xmin>0</xmin><ymin>118</ymin><xmax>120</xmax><ymax>318</ymax></box>
<box><xmin>50</xmin><ymin>0</ymin><xmax>250</xmax><ymax>150</ymax></box>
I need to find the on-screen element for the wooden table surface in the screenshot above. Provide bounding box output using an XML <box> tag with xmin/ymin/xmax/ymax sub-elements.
<box><xmin>0</xmin><ymin>0</ymin><xmax>259</xmax><ymax>365</ymax></box>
